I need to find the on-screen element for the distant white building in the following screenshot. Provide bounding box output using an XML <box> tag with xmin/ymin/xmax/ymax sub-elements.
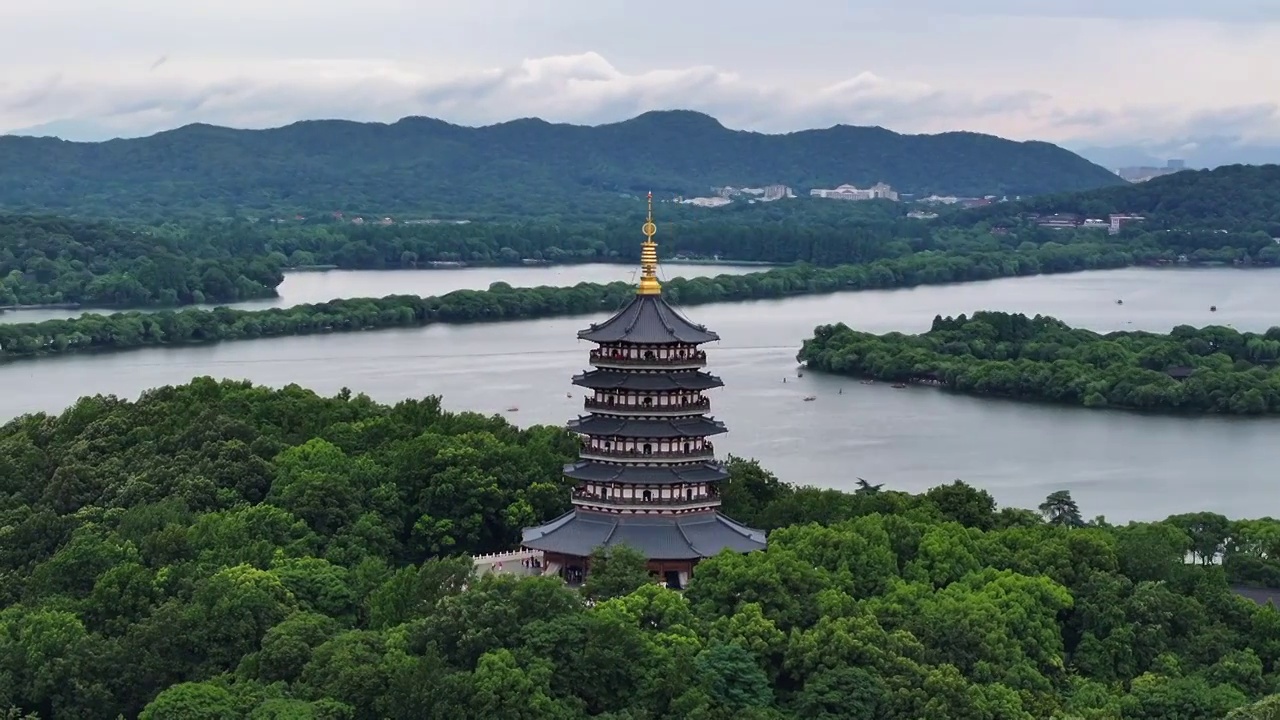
<box><xmin>681</xmin><ymin>196</ymin><xmax>733</xmax><ymax>208</ymax></box>
<box><xmin>760</xmin><ymin>184</ymin><xmax>794</xmax><ymax>201</ymax></box>
<box><xmin>1109</xmin><ymin>214</ymin><xmax>1144</xmax><ymax>235</ymax></box>
<box><xmin>810</xmin><ymin>182</ymin><xmax>899</xmax><ymax>201</ymax></box>
<box><xmin>919</xmin><ymin>194</ymin><xmax>961</xmax><ymax>205</ymax></box>
<box><xmin>710</xmin><ymin>185</ymin><xmax>795</xmax><ymax>202</ymax></box>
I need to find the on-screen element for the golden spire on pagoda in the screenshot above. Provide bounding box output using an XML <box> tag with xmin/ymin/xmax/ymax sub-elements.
<box><xmin>637</xmin><ymin>191</ymin><xmax>662</xmax><ymax>295</ymax></box>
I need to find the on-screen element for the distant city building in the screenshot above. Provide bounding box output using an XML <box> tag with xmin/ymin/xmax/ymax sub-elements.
<box><xmin>1037</xmin><ymin>213</ymin><xmax>1083</xmax><ymax>230</ymax></box>
<box><xmin>919</xmin><ymin>194</ymin><xmax>961</xmax><ymax>205</ymax></box>
<box><xmin>1116</xmin><ymin>160</ymin><xmax>1188</xmax><ymax>183</ymax></box>
<box><xmin>810</xmin><ymin>182</ymin><xmax>899</xmax><ymax>201</ymax></box>
<box><xmin>1109</xmin><ymin>214</ymin><xmax>1145</xmax><ymax>235</ymax></box>
<box><xmin>709</xmin><ymin>185</ymin><xmax>794</xmax><ymax>203</ymax></box>
<box><xmin>907</xmin><ymin>210</ymin><xmax>939</xmax><ymax>220</ymax></box>
<box><xmin>680</xmin><ymin>196</ymin><xmax>733</xmax><ymax>208</ymax></box>
<box><xmin>760</xmin><ymin>184</ymin><xmax>793</xmax><ymax>201</ymax></box>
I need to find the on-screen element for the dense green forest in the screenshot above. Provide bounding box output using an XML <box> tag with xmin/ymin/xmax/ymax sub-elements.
<box><xmin>0</xmin><ymin>215</ymin><xmax>283</xmax><ymax>306</ymax></box>
<box><xmin>953</xmin><ymin>164</ymin><xmax>1280</xmax><ymax>235</ymax></box>
<box><xmin>0</xmin><ymin>239</ymin><xmax>1144</xmax><ymax>359</ymax></box>
<box><xmin>5</xmin><ymin>378</ymin><xmax>1280</xmax><ymax>718</ymax></box>
<box><xmin>799</xmin><ymin>311</ymin><xmax>1280</xmax><ymax>413</ymax></box>
<box><xmin>8</xmin><ymin>188</ymin><xmax>1278</xmax><ymax>314</ymax></box>
<box><xmin>0</xmin><ymin>110</ymin><xmax>1122</xmax><ymax>218</ymax></box>
<box><xmin>218</xmin><ymin>197</ymin><xmax>920</xmax><ymax>268</ymax></box>
<box><xmin>3</xmin><ymin>160</ymin><xmax>1276</xmax><ymax>313</ymax></box>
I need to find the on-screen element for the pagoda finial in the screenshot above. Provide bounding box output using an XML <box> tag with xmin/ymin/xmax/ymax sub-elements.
<box><xmin>638</xmin><ymin>191</ymin><xmax>661</xmax><ymax>295</ymax></box>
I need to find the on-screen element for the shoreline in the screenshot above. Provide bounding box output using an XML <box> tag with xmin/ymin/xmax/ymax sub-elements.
<box><xmin>1</xmin><ymin>256</ymin><xmax>1271</xmax><ymax>365</ymax></box>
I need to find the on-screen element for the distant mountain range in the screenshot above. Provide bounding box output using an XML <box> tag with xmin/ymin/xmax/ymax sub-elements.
<box><xmin>1073</xmin><ymin>138</ymin><xmax>1280</xmax><ymax>170</ymax></box>
<box><xmin>0</xmin><ymin>110</ymin><xmax>1124</xmax><ymax>218</ymax></box>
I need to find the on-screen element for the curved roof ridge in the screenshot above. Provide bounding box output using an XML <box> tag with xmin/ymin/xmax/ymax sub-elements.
<box><xmin>601</xmin><ymin>516</ymin><xmax>622</xmax><ymax>545</ymax></box>
<box><xmin>520</xmin><ymin>509</ymin><xmax>578</xmax><ymax>543</ymax></box>
<box><xmin>577</xmin><ymin>293</ymin><xmax>718</xmax><ymax>345</ymax></box>
<box><xmin>674</xmin><ymin>519</ymin><xmax>704</xmax><ymax>556</ymax></box>
<box><xmin>656</xmin><ymin>295</ymin><xmax>712</xmax><ymax>333</ymax></box>
<box><xmin>715</xmin><ymin>513</ymin><xmax>768</xmax><ymax>543</ymax></box>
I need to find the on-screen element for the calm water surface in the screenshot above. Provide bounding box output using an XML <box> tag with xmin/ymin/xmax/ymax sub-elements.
<box><xmin>3</xmin><ymin>266</ymin><xmax>1277</xmax><ymax>521</ymax></box>
<box><xmin>0</xmin><ymin>262</ymin><xmax>766</xmax><ymax>324</ymax></box>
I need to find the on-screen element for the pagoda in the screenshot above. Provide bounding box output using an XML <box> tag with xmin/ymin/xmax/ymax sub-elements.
<box><xmin>521</xmin><ymin>193</ymin><xmax>767</xmax><ymax>589</ymax></box>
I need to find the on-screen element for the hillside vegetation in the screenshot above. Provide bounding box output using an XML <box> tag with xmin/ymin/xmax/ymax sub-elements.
<box><xmin>0</xmin><ymin>215</ymin><xmax>282</xmax><ymax>306</ymax></box>
<box><xmin>956</xmin><ymin>164</ymin><xmax>1280</xmax><ymax>234</ymax></box>
<box><xmin>0</xmin><ymin>110</ymin><xmax>1123</xmax><ymax>218</ymax></box>
<box><xmin>5</xmin><ymin>379</ymin><xmax>1280</xmax><ymax>718</ymax></box>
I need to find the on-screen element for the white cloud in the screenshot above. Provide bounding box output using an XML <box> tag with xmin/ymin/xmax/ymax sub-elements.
<box><xmin>0</xmin><ymin>1</ymin><xmax>1278</xmax><ymax>147</ymax></box>
<box><xmin>0</xmin><ymin>53</ymin><xmax>1053</xmax><ymax>139</ymax></box>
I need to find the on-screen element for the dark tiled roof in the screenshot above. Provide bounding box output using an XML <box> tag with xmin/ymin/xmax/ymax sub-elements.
<box><xmin>572</xmin><ymin>370</ymin><xmax>724</xmax><ymax>392</ymax></box>
<box><xmin>579</xmin><ymin>295</ymin><xmax>719</xmax><ymax>345</ymax></box>
<box><xmin>564</xmin><ymin>459</ymin><xmax>730</xmax><ymax>485</ymax></box>
<box><xmin>568</xmin><ymin>415</ymin><xmax>727</xmax><ymax>438</ymax></box>
<box><xmin>522</xmin><ymin>508</ymin><xmax>767</xmax><ymax>560</ymax></box>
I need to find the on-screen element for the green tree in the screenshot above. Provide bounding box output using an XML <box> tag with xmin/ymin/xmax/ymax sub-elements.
<box><xmin>1040</xmin><ymin>490</ymin><xmax>1084</xmax><ymax>527</ymax></box>
<box><xmin>582</xmin><ymin>544</ymin><xmax>652</xmax><ymax>601</ymax></box>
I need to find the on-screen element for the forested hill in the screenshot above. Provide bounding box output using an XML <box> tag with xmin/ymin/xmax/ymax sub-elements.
<box><xmin>0</xmin><ymin>110</ymin><xmax>1122</xmax><ymax>218</ymax></box>
<box><xmin>955</xmin><ymin>164</ymin><xmax>1280</xmax><ymax>233</ymax></box>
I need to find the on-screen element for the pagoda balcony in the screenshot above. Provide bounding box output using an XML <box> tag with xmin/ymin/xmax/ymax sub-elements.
<box><xmin>579</xmin><ymin>444</ymin><xmax>715</xmax><ymax>462</ymax></box>
<box><xmin>589</xmin><ymin>350</ymin><xmax>707</xmax><ymax>369</ymax></box>
<box><xmin>583</xmin><ymin>398</ymin><xmax>711</xmax><ymax>415</ymax></box>
<box><xmin>571</xmin><ymin>492</ymin><xmax>722</xmax><ymax>511</ymax></box>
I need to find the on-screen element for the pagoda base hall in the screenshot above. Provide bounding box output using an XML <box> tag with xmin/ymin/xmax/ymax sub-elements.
<box><xmin>524</xmin><ymin>507</ymin><xmax>768</xmax><ymax>589</ymax></box>
<box><xmin>521</xmin><ymin>192</ymin><xmax>767</xmax><ymax>589</ymax></box>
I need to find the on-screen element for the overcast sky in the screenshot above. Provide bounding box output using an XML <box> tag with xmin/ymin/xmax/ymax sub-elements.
<box><xmin>1</xmin><ymin>0</ymin><xmax>1276</xmax><ymax>146</ymax></box>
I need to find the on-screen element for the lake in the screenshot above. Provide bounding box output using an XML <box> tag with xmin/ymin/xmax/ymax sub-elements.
<box><xmin>2</xmin><ymin>265</ymin><xmax>1276</xmax><ymax>522</ymax></box>
<box><xmin>0</xmin><ymin>262</ymin><xmax>768</xmax><ymax>324</ymax></box>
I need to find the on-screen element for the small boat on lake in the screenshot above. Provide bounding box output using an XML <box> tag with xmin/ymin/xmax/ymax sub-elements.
<box><xmin>506</xmin><ymin>406</ymin><xmax>519</xmax><ymax>412</ymax></box>
<box><xmin>803</xmin><ymin>395</ymin><xmax>816</xmax><ymax>402</ymax></box>
<box><xmin>891</xmin><ymin>383</ymin><xmax>907</xmax><ymax>389</ymax></box>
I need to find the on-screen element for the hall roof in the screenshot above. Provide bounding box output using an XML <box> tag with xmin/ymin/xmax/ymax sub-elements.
<box><xmin>568</xmin><ymin>415</ymin><xmax>727</xmax><ymax>438</ymax></box>
<box><xmin>572</xmin><ymin>370</ymin><xmax>723</xmax><ymax>392</ymax></box>
<box><xmin>563</xmin><ymin>459</ymin><xmax>730</xmax><ymax>486</ymax></box>
<box><xmin>522</xmin><ymin>508</ymin><xmax>767</xmax><ymax>560</ymax></box>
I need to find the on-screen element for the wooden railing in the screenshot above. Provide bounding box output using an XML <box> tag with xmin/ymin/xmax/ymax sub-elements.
<box><xmin>572</xmin><ymin>491</ymin><xmax>719</xmax><ymax>506</ymax></box>
<box><xmin>584</xmin><ymin>398</ymin><xmax>710</xmax><ymax>413</ymax></box>
<box><xmin>589</xmin><ymin>350</ymin><xmax>706</xmax><ymax>366</ymax></box>
<box><xmin>580</xmin><ymin>443</ymin><xmax>715</xmax><ymax>460</ymax></box>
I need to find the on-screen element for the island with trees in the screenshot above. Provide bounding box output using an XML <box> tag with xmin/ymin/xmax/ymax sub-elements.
<box><xmin>0</xmin><ymin>238</ymin><xmax>1142</xmax><ymax>360</ymax></box>
<box><xmin>3</xmin><ymin>378</ymin><xmax>1280</xmax><ymax>718</ymax></box>
<box><xmin>0</xmin><ymin>110</ymin><xmax>1123</xmax><ymax>219</ymax></box>
<box><xmin>798</xmin><ymin>311</ymin><xmax>1280</xmax><ymax>414</ymax></box>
